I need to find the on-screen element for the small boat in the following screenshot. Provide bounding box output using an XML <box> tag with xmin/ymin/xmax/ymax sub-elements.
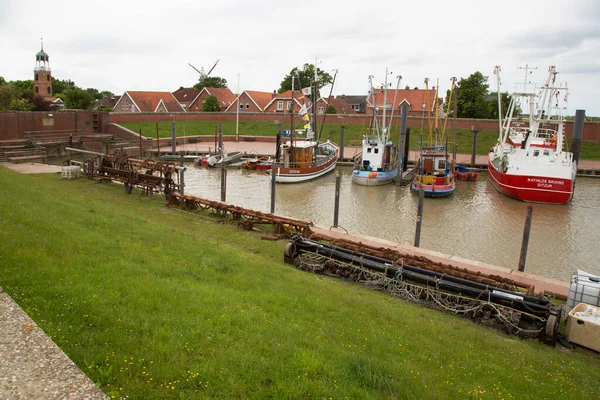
<box><xmin>487</xmin><ymin>66</ymin><xmax>576</xmax><ymax>204</ymax></box>
<box><xmin>194</xmin><ymin>155</ymin><xmax>209</xmax><ymax>166</ymax></box>
<box><xmin>455</xmin><ymin>165</ymin><xmax>478</xmax><ymax>181</ymax></box>
<box><xmin>241</xmin><ymin>155</ymin><xmax>271</xmax><ymax>170</ymax></box>
<box><xmin>352</xmin><ymin>71</ymin><xmax>401</xmax><ymax>186</ymax></box>
<box><xmin>207</xmin><ymin>151</ymin><xmax>244</xmax><ymax>168</ymax></box>
<box><xmin>255</xmin><ymin>157</ymin><xmax>273</xmax><ymax>170</ymax></box>
<box><xmin>411</xmin><ymin>77</ymin><xmax>456</xmax><ymax>197</ymax></box>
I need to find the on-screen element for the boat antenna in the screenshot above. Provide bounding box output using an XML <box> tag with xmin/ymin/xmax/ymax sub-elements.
<box><xmin>318</xmin><ymin>68</ymin><xmax>338</xmax><ymax>143</ymax></box>
<box><xmin>386</xmin><ymin>74</ymin><xmax>402</xmax><ymax>137</ymax></box>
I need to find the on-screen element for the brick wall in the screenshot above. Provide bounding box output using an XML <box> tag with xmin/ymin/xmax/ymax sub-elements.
<box><xmin>2</xmin><ymin>111</ymin><xmax>599</xmax><ymax>142</ymax></box>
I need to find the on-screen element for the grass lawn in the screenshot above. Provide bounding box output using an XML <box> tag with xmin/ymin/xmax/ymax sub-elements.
<box><xmin>121</xmin><ymin>120</ymin><xmax>600</xmax><ymax>160</ymax></box>
<box><xmin>1</xmin><ymin>167</ymin><xmax>599</xmax><ymax>399</ymax></box>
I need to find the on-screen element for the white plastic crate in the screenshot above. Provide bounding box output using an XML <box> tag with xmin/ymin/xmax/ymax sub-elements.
<box><xmin>61</xmin><ymin>165</ymin><xmax>81</xmax><ymax>180</ymax></box>
<box><xmin>567</xmin><ymin>270</ymin><xmax>600</xmax><ymax>313</ymax></box>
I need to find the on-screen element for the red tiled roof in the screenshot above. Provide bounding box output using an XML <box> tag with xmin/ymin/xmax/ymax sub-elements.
<box><xmin>369</xmin><ymin>88</ymin><xmax>437</xmax><ymax>112</ymax></box>
<box><xmin>326</xmin><ymin>96</ymin><xmax>356</xmax><ymax>114</ymax></box>
<box><xmin>123</xmin><ymin>91</ymin><xmax>184</xmax><ymax>112</ymax></box>
<box><xmin>244</xmin><ymin>90</ymin><xmax>274</xmax><ymax>110</ymax></box>
<box><xmin>172</xmin><ymin>87</ymin><xmax>201</xmax><ymax>104</ymax></box>
<box><xmin>203</xmin><ymin>87</ymin><xmax>236</xmax><ymax>108</ymax></box>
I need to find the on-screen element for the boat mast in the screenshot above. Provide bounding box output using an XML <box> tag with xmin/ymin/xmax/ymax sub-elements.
<box><xmin>318</xmin><ymin>69</ymin><xmax>337</xmax><ymax>143</ymax></box>
<box><xmin>386</xmin><ymin>74</ymin><xmax>402</xmax><ymax>138</ymax></box>
<box><xmin>382</xmin><ymin>68</ymin><xmax>388</xmax><ymax>138</ymax></box>
<box><xmin>291</xmin><ymin>70</ymin><xmax>295</xmax><ymax>149</ymax></box>
<box><xmin>495</xmin><ymin>66</ymin><xmax>505</xmax><ymax>145</ymax></box>
<box><xmin>441</xmin><ymin>77</ymin><xmax>456</xmax><ymax>141</ymax></box>
<box><xmin>312</xmin><ymin>57</ymin><xmax>318</xmax><ymax>142</ymax></box>
<box><xmin>368</xmin><ymin>75</ymin><xmax>380</xmax><ymax>134</ymax></box>
<box><xmin>425</xmin><ymin>78</ymin><xmax>432</xmax><ymax>146</ymax></box>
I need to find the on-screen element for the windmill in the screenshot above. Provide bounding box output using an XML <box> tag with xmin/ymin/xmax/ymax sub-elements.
<box><xmin>188</xmin><ymin>59</ymin><xmax>219</xmax><ymax>84</ymax></box>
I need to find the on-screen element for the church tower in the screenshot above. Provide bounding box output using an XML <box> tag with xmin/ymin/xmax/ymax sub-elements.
<box><xmin>33</xmin><ymin>39</ymin><xmax>52</xmax><ymax>99</ymax></box>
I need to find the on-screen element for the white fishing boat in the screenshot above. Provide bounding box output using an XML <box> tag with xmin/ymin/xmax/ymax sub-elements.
<box><xmin>352</xmin><ymin>70</ymin><xmax>400</xmax><ymax>186</ymax></box>
<box><xmin>487</xmin><ymin>66</ymin><xmax>576</xmax><ymax>205</ymax></box>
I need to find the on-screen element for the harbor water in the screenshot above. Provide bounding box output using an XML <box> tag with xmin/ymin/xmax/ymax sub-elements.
<box><xmin>183</xmin><ymin>165</ymin><xmax>599</xmax><ymax>282</ymax></box>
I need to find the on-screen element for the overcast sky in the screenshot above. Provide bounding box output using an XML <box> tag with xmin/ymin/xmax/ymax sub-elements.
<box><xmin>1</xmin><ymin>0</ymin><xmax>599</xmax><ymax>116</ymax></box>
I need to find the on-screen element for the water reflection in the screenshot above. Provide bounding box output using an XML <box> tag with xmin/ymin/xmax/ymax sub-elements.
<box><xmin>184</xmin><ymin>164</ymin><xmax>600</xmax><ymax>282</ymax></box>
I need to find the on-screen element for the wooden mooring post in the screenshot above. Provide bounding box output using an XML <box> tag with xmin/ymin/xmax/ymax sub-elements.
<box><xmin>333</xmin><ymin>175</ymin><xmax>341</xmax><ymax>227</ymax></box>
<box><xmin>414</xmin><ymin>189</ymin><xmax>424</xmax><ymax>247</ymax></box>
<box><xmin>518</xmin><ymin>206</ymin><xmax>533</xmax><ymax>272</ymax></box>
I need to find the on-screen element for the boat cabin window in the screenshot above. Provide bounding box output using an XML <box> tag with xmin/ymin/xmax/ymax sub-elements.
<box><xmin>543</xmin><ymin>150</ymin><xmax>550</xmax><ymax>156</ymax></box>
<box><xmin>374</xmin><ymin>148</ymin><xmax>379</xmax><ymax>154</ymax></box>
<box><xmin>533</xmin><ymin>150</ymin><xmax>540</xmax><ymax>157</ymax></box>
<box><xmin>438</xmin><ymin>160</ymin><xmax>446</xmax><ymax>169</ymax></box>
<box><xmin>367</xmin><ymin>148</ymin><xmax>372</xmax><ymax>153</ymax></box>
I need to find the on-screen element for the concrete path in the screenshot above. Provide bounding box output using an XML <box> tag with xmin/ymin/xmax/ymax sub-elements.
<box><xmin>0</xmin><ymin>289</ymin><xmax>107</xmax><ymax>399</ymax></box>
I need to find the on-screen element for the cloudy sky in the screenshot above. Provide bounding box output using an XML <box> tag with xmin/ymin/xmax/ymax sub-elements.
<box><xmin>1</xmin><ymin>0</ymin><xmax>599</xmax><ymax>116</ymax></box>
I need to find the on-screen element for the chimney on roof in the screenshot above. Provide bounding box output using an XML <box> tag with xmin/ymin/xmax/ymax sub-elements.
<box><xmin>179</xmin><ymin>86</ymin><xmax>183</xmax><ymax>90</ymax></box>
<box><xmin>272</xmin><ymin>90</ymin><xmax>276</xmax><ymax>98</ymax></box>
<box><xmin>405</xmin><ymin>85</ymin><xmax>410</xmax><ymax>90</ymax></box>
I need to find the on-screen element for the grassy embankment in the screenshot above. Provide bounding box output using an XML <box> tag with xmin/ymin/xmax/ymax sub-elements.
<box><xmin>121</xmin><ymin>121</ymin><xmax>600</xmax><ymax>160</ymax></box>
<box><xmin>1</xmin><ymin>167</ymin><xmax>599</xmax><ymax>399</ymax></box>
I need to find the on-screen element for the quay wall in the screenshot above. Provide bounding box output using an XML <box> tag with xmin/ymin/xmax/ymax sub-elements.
<box><xmin>2</xmin><ymin>111</ymin><xmax>600</xmax><ymax>142</ymax></box>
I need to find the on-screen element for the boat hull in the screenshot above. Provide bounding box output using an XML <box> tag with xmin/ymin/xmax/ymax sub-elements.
<box><xmin>352</xmin><ymin>170</ymin><xmax>398</xmax><ymax>186</ymax></box>
<box><xmin>487</xmin><ymin>159</ymin><xmax>574</xmax><ymax>204</ymax></box>
<box><xmin>272</xmin><ymin>158</ymin><xmax>338</xmax><ymax>183</ymax></box>
<box><xmin>411</xmin><ymin>181</ymin><xmax>455</xmax><ymax>197</ymax></box>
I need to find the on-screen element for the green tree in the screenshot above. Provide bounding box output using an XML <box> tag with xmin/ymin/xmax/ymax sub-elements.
<box><xmin>194</xmin><ymin>76</ymin><xmax>228</xmax><ymax>90</ymax></box>
<box><xmin>51</xmin><ymin>78</ymin><xmax>76</xmax><ymax>95</ymax></box>
<box><xmin>201</xmin><ymin>95</ymin><xmax>220</xmax><ymax>112</ymax></box>
<box><xmin>0</xmin><ymin>85</ymin><xmax>17</xmax><ymax>110</ymax></box>
<box><xmin>85</xmin><ymin>88</ymin><xmax>102</xmax><ymax>100</ymax></box>
<box><xmin>9</xmin><ymin>98</ymin><xmax>34</xmax><ymax>111</ymax></box>
<box><xmin>63</xmin><ymin>87</ymin><xmax>94</xmax><ymax>109</ymax></box>
<box><xmin>278</xmin><ymin>64</ymin><xmax>333</xmax><ymax>94</ymax></box>
<box><xmin>455</xmin><ymin>72</ymin><xmax>489</xmax><ymax>118</ymax></box>
<box><xmin>487</xmin><ymin>92</ymin><xmax>512</xmax><ymax>120</ymax></box>
<box><xmin>100</xmin><ymin>90</ymin><xmax>114</xmax><ymax>99</ymax></box>
<box><xmin>0</xmin><ymin>76</ymin><xmax>7</xmax><ymax>85</ymax></box>
<box><xmin>9</xmin><ymin>80</ymin><xmax>33</xmax><ymax>97</ymax></box>
<box><xmin>326</xmin><ymin>104</ymin><xmax>337</xmax><ymax>114</ymax></box>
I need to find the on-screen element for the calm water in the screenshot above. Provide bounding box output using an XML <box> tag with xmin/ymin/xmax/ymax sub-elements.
<box><xmin>183</xmin><ymin>165</ymin><xmax>600</xmax><ymax>282</ymax></box>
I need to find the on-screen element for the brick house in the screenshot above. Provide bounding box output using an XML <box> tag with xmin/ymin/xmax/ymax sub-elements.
<box><xmin>113</xmin><ymin>91</ymin><xmax>185</xmax><ymax>113</ymax></box>
<box><xmin>263</xmin><ymin>90</ymin><xmax>308</xmax><ymax>113</ymax></box>
<box><xmin>172</xmin><ymin>87</ymin><xmax>201</xmax><ymax>111</ymax></box>
<box><xmin>367</xmin><ymin>87</ymin><xmax>438</xmax><ymax>117</ymax></box>
<box><xmin>316</xmin><ymin>96</ymin><xmax>357</xmax><ymax>115</ymax></box>
<box><xmin>225</xmin><ymin>90</ymin><xmax>274</xmax><ymax>112</ymax></box>
<box><xmin>187</xmin><ymin>87</ymin><xmax>236</xmax><ymax>112</ymax></box>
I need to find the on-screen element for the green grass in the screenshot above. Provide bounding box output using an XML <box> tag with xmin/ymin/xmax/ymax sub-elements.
<box><xmin>1</xmin><ymin>167</ymin><xmax>599</xmax><ymax>399</ymax></box>
<box><xmin>122</xmin><ymin>121</ymin><xmax>600</xmax><ymax>160</ymax></box>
